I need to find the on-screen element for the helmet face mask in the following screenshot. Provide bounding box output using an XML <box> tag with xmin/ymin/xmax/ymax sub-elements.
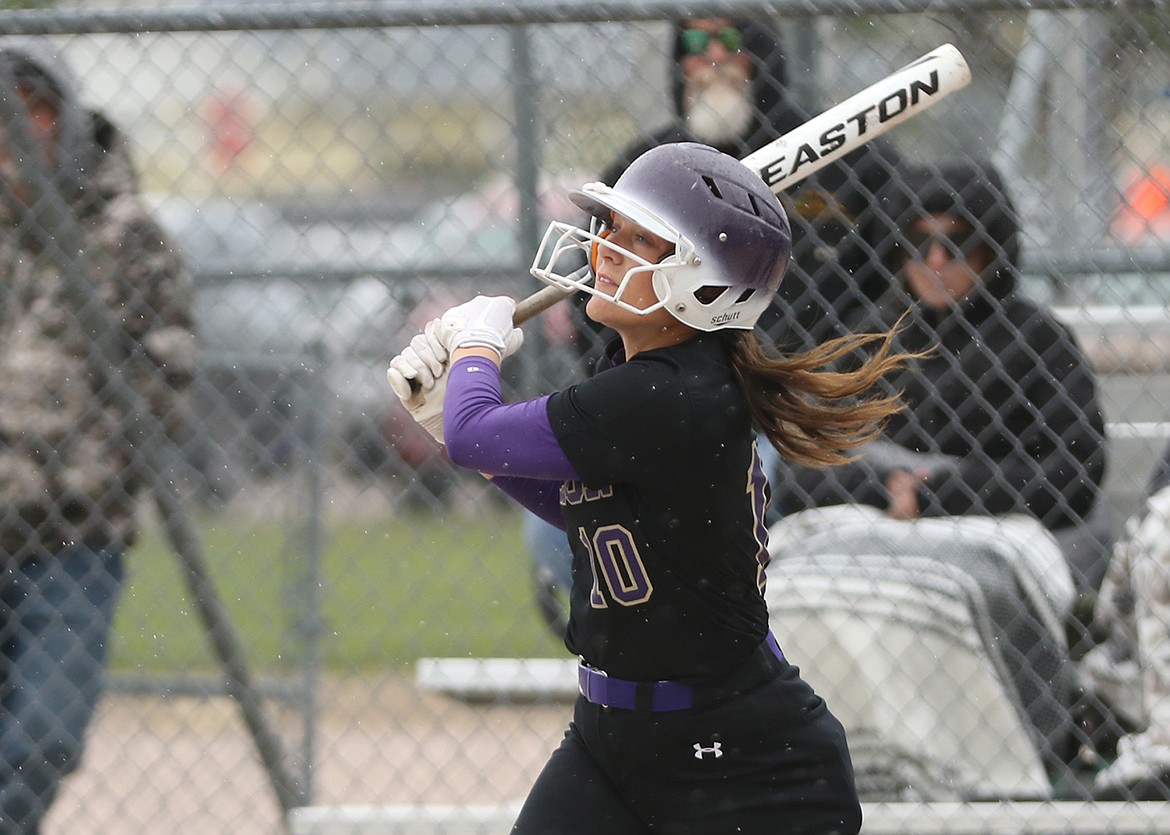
<box><xmin>530</xmin><ymin>143</ymin><xmax>792</xmax><ymax>332</ymax></box>
<box><xmin>531</xmin><ymin>211</ymin><xmax>700</xmax><ymax>319</ymax></box>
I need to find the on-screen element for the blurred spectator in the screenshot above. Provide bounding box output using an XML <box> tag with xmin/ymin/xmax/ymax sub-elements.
<box><xmin>1082</xmin><ymin>439</ymin><xmax>1170</xmax><ymax>801</ymax></box>
<box><xmin>598</xmin><ymin>16</ymin><xmax>906</xmax><ymax>352</ymax></box>
<box><xmin>0</xmin><ymin>44</ymin><xmax>195</xmax><ymax>831</ymax></box>
<box><xmin>525</xmin><ymin>515</ymin><xmax>572</xmax><ymax>636</ymax></box>
<box><xmin>773</xmin><ymin>159</ymin><xmax>1112</xmax><ymax>595</ymax></box>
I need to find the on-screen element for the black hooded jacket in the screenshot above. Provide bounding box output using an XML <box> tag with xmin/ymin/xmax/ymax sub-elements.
<box><xmin>600</xmin><ymin>18</ymin><xmax>906</xmax><ymax>350</ymax></box>
<box><xmin>776</xmin><ymin>160</ymin><xmax>1107</xmax><ymax>538</ymax></box>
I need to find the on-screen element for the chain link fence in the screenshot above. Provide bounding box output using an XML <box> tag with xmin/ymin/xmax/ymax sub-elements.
<box><xmin>2</xmin><ymin>1</ymin><xmax>1170</xmax><ymax>832</ymax></box>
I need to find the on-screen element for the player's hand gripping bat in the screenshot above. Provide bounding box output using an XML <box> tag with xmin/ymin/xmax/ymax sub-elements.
<box><xmin>405</xmin><ymin>43</ymin><xmax>971</xmax><ymax>392</ymax></box>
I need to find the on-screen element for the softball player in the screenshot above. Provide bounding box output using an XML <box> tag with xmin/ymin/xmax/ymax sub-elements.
<box><xmin>389</xmin><ymin>142</ymin><xmax>909</xmax><ymax>834</ymax></box>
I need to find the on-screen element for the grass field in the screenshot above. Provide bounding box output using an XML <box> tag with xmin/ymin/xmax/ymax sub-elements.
<box><xmin>110</xmin><ymin>499</ymin><xmax>567</xmax><ymax>676</ymax></box>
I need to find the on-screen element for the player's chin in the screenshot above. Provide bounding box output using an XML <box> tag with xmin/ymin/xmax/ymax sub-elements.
<box><xmin>585</xmin><ymin>292</ymin><xmax>621</xmax><ymax>326</ymax></box>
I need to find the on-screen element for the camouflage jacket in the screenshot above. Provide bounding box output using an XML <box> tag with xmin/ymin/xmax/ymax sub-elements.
<box><xmin>0</xmin><ymin>111</ymin><xmax>195</xmax><ymax>557</ymax></box>
<box><xmin>1082</xmin><ymin>483</ymin><xmax>1170</xmax><ymax>745</ymax></box>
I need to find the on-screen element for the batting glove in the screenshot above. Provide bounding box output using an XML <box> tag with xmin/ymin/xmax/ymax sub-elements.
<box><xmin>387</xmin><ymin>320</ymin><xmax>449</xmax><ymax>444</ymax></box>
<box><xmin>435</xmin><ymin>295</ymin><xmax>524</xmax><ymax>360</ymax></box>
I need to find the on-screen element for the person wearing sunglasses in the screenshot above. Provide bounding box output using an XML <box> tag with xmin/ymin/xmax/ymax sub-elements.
<box><xmin>674</xmin><ymin>20</ymin><xmax>753</xmax><ymax>148</ymax></box>
<box><xmin>596</xmin><ymin>18</ymin><xmax>776</xmax><ymax>176</ymax></box>
<box><xmin>775</xmin><ymin>159</ymin><xmax>1111</xmax><ymax>596</ymax></box>
<box><xmin>593</xmin><ymin>17</ymin><xmax>906</xmax><ymax>356</ymax></box>
<box><xmin>767</xmin><ymin>159</ymin><xmax>1112</xmax><ymax>787</ymax></box>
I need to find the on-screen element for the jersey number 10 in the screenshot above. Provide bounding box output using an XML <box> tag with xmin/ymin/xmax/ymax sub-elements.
<box><xmin>577</xmin><ymin>524</ymin><xmax>654</xmax><ymax>608</ymax></box>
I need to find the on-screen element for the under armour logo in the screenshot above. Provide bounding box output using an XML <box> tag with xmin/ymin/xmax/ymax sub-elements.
<box><xmin>693</xmin><ymin>742</ymin><xmax>723</xmax><ymax>760</ymax></box>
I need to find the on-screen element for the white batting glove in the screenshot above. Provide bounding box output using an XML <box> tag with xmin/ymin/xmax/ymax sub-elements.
<box><xmin>387</xmin><ymin>320</ymin><xmax>449</xmax><ymax>444</ymax></box>
<box><xmin>435</xmin><ymin>295</ymin><xmax>524</xmax><ymax>360</ymax></box>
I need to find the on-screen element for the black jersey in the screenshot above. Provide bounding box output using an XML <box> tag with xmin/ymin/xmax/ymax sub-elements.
<box><xmin>545</xmin><ymin>333</ymin><xmax>772</xmax><ymax>681</ymax></box>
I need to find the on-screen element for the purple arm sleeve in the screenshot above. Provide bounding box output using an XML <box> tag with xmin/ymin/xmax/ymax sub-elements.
<box><xmin>444</xmin><ymin>356</ymin><xmax>579</xmax><ymax>481</ymax></box>
<box><xmin>490</xmin><ymin>476</ymin><xmax>566</xmax><ymax>530</ymax></box>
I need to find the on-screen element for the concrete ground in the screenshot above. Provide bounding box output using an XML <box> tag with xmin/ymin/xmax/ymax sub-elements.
<box><xmin>44</xmin><ymin>674</ymin><xmax>570</xmax><ymax>835</ymax></box>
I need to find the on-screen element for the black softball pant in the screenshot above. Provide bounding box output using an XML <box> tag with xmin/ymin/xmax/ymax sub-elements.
<box><xmin>511</xmin><ymin>661</ymin><xmax>862</xmax><ymax>835</ymax></box>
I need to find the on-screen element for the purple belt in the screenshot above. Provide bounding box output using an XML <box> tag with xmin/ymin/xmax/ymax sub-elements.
<box><xmin>577</xmin><ymin>632</ymin><xmax>785</xmax><ymax>712</ymax></box>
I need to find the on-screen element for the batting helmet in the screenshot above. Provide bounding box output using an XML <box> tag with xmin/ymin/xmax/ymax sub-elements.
<box><xmin>530</xmin><ymin>142</ymin><xmax>791</xmax><ymax>331</ymax></box>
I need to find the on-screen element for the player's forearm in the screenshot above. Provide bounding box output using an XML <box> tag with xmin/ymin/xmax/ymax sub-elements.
<box><xmin>443</xmin><ymin>357</ymin><xmax>577</xmax><ymax>480</ymax></box>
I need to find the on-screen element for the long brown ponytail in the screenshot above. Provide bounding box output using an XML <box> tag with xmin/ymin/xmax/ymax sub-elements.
<box><xmin>725</xmin><ymin>325</ymin><xmax>914</xmax><ymax>468</ymax></box>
